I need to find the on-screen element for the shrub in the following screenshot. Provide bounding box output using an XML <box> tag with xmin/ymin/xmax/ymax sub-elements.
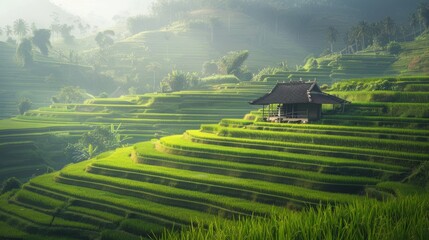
<box><xmin>201</xmin><ymin>75</ymin><xmax>239</xmax><ymax>85</ymax></box>
<box><xmin>387</xmin><ymin>41</ymin><xmax>402</xmax><ymax>55</ymax></box>
<box><xmin>52</xmin><ymin>86</ymin><xmax>91</xmax><ymax>104</ymax></box>
<box><xmin>1</xmin><ymin>177</ymin><xmax>22</xmax><ymax>194</ymax></box>
<box><xmin>161</xmin><ymin>71</ymin><xmax>200</xmax><ymax>92</ymax></box>
<box><xmin>217</xmin><ymin>50</ymin><xmax>252</xmax><ymax>80</ymax></box>
<box><xmin>65</xmin><ymin>124</ymin><xmax>131</xmax><ymax>162</ymax></box>
<box><xmin>18</xmin><ymin>98</ymin><xmax>32</xmax><ymax>115</ymax></box>
<box><xmin>202</xmin><ymin>61</ymin><xmax>219</xmax><ymax>76</ymax></box>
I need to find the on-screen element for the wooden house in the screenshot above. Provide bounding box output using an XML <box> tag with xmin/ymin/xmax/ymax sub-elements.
<box><xmin>249</xmin><ymin>81</ymin><xmax>349</xmax><ymax>123</ymax></box>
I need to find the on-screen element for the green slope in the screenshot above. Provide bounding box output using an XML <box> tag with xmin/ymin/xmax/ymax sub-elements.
<box><xmin>0</xmin><ymin>75</ymin><xmax>428</xmax><ymax>238</ymax></box>
<box><xmin>97</xmin><ymin>9</ymin><xmax>312</xmax><ymax>85</ymax></box>
<box><xmin>0</xmin><ymin>81</ymin><xmax>271</xmax><ymax>181</ymax></box>
<box><xmin>256</xmin><ymin>33</ymin><xmax>429</xmax><ymax>85</ymax></box>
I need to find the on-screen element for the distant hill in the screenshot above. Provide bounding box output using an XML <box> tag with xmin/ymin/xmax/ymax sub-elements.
<box><xmin>251</xmin><ymin>33</ymin><xmax>429</xmax><ymax>85</ymax></box>
<box><xmin>0</xmin><ymin>0</ymin><xmax>78</xmax><ymax>30</ymax></box>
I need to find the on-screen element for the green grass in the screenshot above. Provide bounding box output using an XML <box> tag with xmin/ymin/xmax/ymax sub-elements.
<box><xmin>220</xmin><ymin>119</ymin><xmax>429</xmax><ymax>142</ymax></box>
<box><xmin>136</xmin><ymin>141</ymin><xmax>379</xmax><ymax>186</ymax></box>
<box><xmin>14</xmin><ymin>189</ymin><xmax>66</xmax><ymax>210</ymax></box>
<box><xmin>1</xmin><ymin>36</ymin><xmax>429</xmax><ymax>240</ymax></box>
<box><xmin>61</xmin><ymin>165</ymin><xmax>278</xmax><ymax>217</ymax></box>
<box><xmin>160</xmin><ymin>135</ymin><xmax>408</xmax><ymax>172</ymax></box>
<box><xmin>186</xmin><ymin>129</ymin><xmax>426</xmax><ymax>166</ymax></box>
<box><xmin>0</xmin><ymin>221</ymin><xmax>27</xmax><ymax>239</ymax></box>
<box><xmin>207</xmin><ymin>124</ymin><xmax>429</xmax><ymax>153</ymax></box>
<box><xmin>158</xmin><ymin>194</ymin><xmax>429</xmax><ymax>240</ymax></box>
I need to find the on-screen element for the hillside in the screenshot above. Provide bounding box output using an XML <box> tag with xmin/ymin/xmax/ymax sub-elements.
<box><xmin>0</xmin><ymin>75</ymin><xmax>428</xmax><ymax>239</ymax></box>
<box><xmin>97</xmin><ymin>8</ymin><xmax>311</xmax><ymax>87</ymax></box>
<box><xmin>0</xmin><ymin>80</ymin><xmax>272</xmax><ymax>182</ymax></box>
<box><xmin>0</xmin><ymin>41</ymin><xmax>114</xmax><ymax>119</ymax></box>
<box><xmin>253</xmin><ymin>33</ymin><xmax>429</xmax><ymax>85</ymax></box>
<box><xmin>1</xmin><ymin>70</ymin><xmax>428</xmax><ymax>182</ymax></box>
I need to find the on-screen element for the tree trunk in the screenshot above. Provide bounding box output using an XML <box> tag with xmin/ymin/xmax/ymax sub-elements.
<box><xmin>330</xmin><ymin>42</ymin><xmax>333</xmax><ymax>53</ymax></box>
<box><xmin>153</xmin><ymin>71</ymin><xmax>156</xmax><ymax>92</ymax></box>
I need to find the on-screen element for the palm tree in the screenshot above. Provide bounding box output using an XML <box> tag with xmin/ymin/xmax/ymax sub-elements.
<box><xmin>356</xmin><ymin>21</ymin><xmax>369</xmax><ymax>50</ymax></box>
<box><xmin>32</xmin><ymin>29</ymin><xmax>51</xmax><ymax>56</ymax></box>
<box><xmin>350</xmin><ymin>27</ymin><xmax>360</xmax><ymax>52</ymax></box>
<box><xmin>146</xmin><ymin>62</ymin><xmax>162</xmax><ymax>92</ymax></box>
<box><xmin>382</xmin><ymin>17</ymin><xmax>396</xmax><ymax>41</ymax></box>
<box><xmin>13</xmin><ymin>19</ymin><xmax>29</xmax><ymax>39</ymax></box>
<box><xmin>327</xmin><ymin>26</ymin><xmax>338</xmax><ymax>53</ymax></box>
<box><xmin>5</xmin><ymin>25</ymin><xmax>13</xmax><ymax>37</ymax></box>
<box><xmin>410</xmin><ymin>13</ymin><xmax>420</xmax><ymax>37</ymax></box>
<box><xmin>418</xmin><ymin>3</ymin><xmax>429</xmax><ymax>30</ymax></box>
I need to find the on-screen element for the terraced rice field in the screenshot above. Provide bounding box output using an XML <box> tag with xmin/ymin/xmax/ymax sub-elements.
<box><xmin>1</xmin><ymin>75</ymin><xmax>429</xmax><ymax>182</ymax></box>
<box><xmin>0</xmin><ymin>73</ymin><xmax>428</xmax><ymax>239</ymax></box>
<box><xmin>259</xmin><ymin>54</ymin><xmax>398</xmax><ymax>85</ymax></box>
<box><xmin>0</xmin><ymin>82</ymin><xmax>272</xmax><ymax>181</ymax></box>
<box><xmin>1</xmin><ymin>91</ymin><xmax>428</xmax><ymax>239</ymax></box>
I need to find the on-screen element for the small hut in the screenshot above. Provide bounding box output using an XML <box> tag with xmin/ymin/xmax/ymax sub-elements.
<box><xmin>249</xmin><ymin>81</ymin><xmax>349</xmax><ymax>123</ymax></box>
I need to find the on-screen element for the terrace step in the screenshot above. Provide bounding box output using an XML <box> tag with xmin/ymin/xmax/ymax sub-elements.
<box><xmin>158</xmin><ymin>135</ymin><xmax>408</xmax><ymax>179</ymax></box>
<box><xmin>57</xmin><ymin>172</ymin><xmax>253</xmax><ymax>219</ymax></box>
<box><xmin>185</xmin><ymin>130</ymin><xmax>424</xmax><ymax>167</ymax></box>
<box><xmin>136</xmin><ymin>150</ymin><xmax>374</xmax><ymax>193</ymax></box>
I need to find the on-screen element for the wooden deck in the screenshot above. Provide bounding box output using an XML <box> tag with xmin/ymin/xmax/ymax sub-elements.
<box><xmin>266</xmin><ymin>116</ymin><xmax>309</xmax><ymax>123</ymax></box>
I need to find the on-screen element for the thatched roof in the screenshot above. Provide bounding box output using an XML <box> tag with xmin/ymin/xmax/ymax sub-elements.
<box><xmin>249</xmin><ymin>81</ymin><xmax>349</xmax><ymax>105</ymax></box>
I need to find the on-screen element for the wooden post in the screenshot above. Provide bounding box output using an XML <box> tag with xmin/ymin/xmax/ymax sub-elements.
<box><xmin>262</xmin><ymin>105</ymin><xmax>265</xmax><ymax>120</ymax></box>
<box><xmin>306</xmin><ymin>106</ymin><xmax>309</xmax><ymax>119</ymax></box>
<box><xmin>292</xmin><ymin>104</ymin><xmax>295</xmax><ymax>118</ymax></box>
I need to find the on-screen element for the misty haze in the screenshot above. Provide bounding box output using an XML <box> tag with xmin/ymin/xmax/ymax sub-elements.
<box><xmin>0</xmin><ymin>0</ymin><xmax>428</xmax><ymax>239</ymax></box>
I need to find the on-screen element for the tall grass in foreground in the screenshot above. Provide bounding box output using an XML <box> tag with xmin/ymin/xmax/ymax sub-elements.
<box><xmin>158</xmin><ymin>194</ymin><xmax>429</xmax><ymax>240</ymax></box>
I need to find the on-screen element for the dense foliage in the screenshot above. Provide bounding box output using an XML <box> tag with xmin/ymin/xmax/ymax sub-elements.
<box><xmin>387</xmin><ymin>41</ymin><xmax>402</xmax><ymax>55</ymax></box>
<box><xmin>51</xmin><ymin>86</ymin><xmax>91</xmax><ymax>104</ymax></box>
<box><xmin>95</xmin><ymin>30</ymin><xmax>115</xmax><ymax>49</ymax></box>
<box><xmin>161</xmin><ymin>70</ymin><xmax>200</xmax><ymax>92</ymax></box>
<box><xmin>65</xmin><ymin>124</ymin><xmax>130</xmax><ymax>162</ymax></box>
<box><xmin>17</xmin><ymin>98</ymin><xmax>32</xmax><ymax>115</ymax></box>
<box><xmin>1</xmin><ymin>177</ymin><xmax>21</xmax><ymax>194</ymax></box>
<box><xmin>31</xmin><ymin>29</ymin><xmax>51</xmax><ymax>56</ymax></box>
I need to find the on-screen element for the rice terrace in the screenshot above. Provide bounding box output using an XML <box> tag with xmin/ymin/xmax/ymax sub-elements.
<box><xmin>0</xmin><ymin>0</ymin><xmax>428</xmax><ymax>239</ymax></box>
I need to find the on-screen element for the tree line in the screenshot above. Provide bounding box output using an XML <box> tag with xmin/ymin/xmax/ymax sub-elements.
<box><xmin>326</xmin><ymin>3</ymin><xmax>429</xmax><ymax>54</ymax></box>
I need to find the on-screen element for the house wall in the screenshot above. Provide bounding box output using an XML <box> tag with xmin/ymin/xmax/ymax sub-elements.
<box><xmin>280</xmin><ymin>103</ymin><xmax>321</xmax><ymax>120</ymax></box>
<box><xmin>308</xmin><ymin>104</ymin><xmax>321</xmax><ymax>120</ymax></box>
